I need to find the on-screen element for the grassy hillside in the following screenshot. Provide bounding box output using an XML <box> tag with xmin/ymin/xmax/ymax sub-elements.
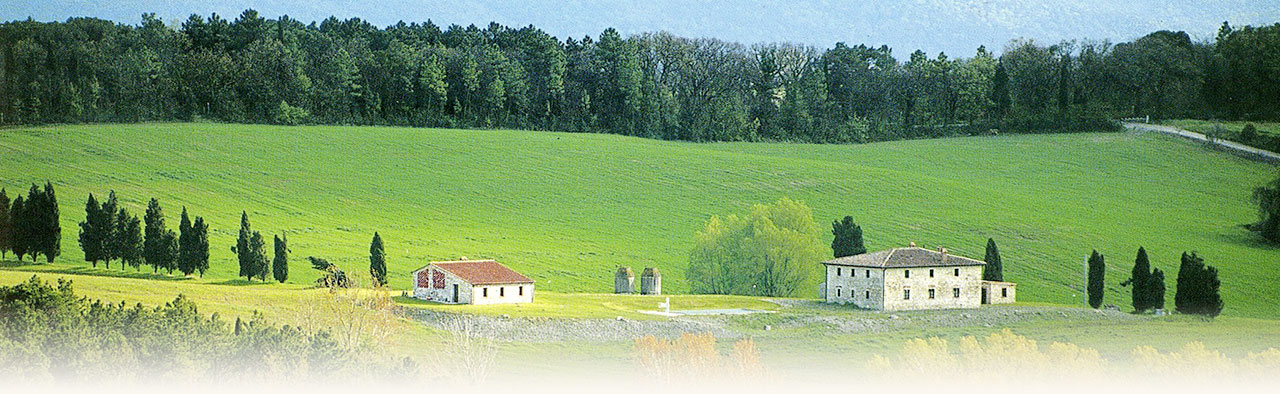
<box><xmin>1</xmin><ymin>123</ymin><xmax>1277</xmax><ymax>317</ymax></box>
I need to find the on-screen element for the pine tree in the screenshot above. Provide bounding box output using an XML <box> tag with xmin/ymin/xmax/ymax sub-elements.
<box><xmin>1087</xmin><ymin>250</ymin><xmax>1105</xmax><ymax>309</ymax></box>
<box><xmin>369</xmin><ymin>232</ymin><xmax>386</xmax><ymax>286</ymax></box>
<box><xmin>100</xmin><ymin>191</ymin><xmax>119</xmax><ymax>268</ymax></box>
<box><xmin>830</xmin><ymin>216</ymin><xmax>866</xmax><ymax>258</ymax></box>
<box><xmin>272</xmin><ymin>234</ymin><xmax>289</xmax><ymax>283</ymax></box>
<box><xmin>0</xmin><ymin>188</ymin><xmax>12</xmax><ymax>259</ymax></box>
<box><xmin>235</xmin><ymin>211</ymin><xmax>252</xmax><ymax>280</ymax></box>
<box><xmin>1123</xmin><ymin>246</ymin><xmax>1152</xmax><ymax>313</ymax></box>
<box><xmin>1149</xmin><ymin>268</ymin><xmax>1166</xmax><ymax>311</ymax></box>
<box><xmin>143</xmin><ymin>198</ymin><xmax>168</xmax><ymax>273</ymax></box>
<box><xmin>77</xmin><ymin>193</ymin><xmax>106</xmax><ymax>266</ymax></box>
<box><xmin>193</xmin><ymin>216</ymin><xmax>210</xmax><ymax>278</ymax></box>
<box><xmin>118</xmin><ymin>210</ymin><xmax>144</xmax><ymax>271</ymax></box>
<box><xmin>39</xmin><ymin>182</ymin><xmax>59</xmax><ymax>263</ymax></box>
<box><xmin>177</xmin><ymin>207</ymin><xmax>195</xmax><ymax>275</ymax></box>
<box><xmin>10</xmin><ymin>196</ymin><xmax>28</xmax><ymax>261</ymax></box>
<box><xmin>249</xmin><ymin>231</ymin><xmax>268</xmax><ymax>281</ymax></box>
<box><xmin>983</xmin><ymin>238</ymin><xmax>1003</xmax><ymax>281</ymax></box>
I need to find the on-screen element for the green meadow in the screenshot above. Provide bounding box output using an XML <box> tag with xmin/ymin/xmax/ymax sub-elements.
<box><xmin>1</xmin><ymin>123</ymin><xmax>1277</xmax><ymax>318</ymax></box>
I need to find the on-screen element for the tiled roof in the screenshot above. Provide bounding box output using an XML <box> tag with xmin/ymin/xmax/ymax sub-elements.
<box><xmin>822</xmin><ymin>247</ymin><xmax>986</xmax><ymax>268</ymax></box>
<box><xmin>423</xmin><ymin>260</ymin><xmax>534</xmax><ymax>285</ymax></box>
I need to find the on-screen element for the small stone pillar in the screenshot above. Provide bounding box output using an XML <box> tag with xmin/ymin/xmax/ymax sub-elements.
<box><xmin>614</xmin><ymin>267</ymin><xmax>634</xmax><ymax>294</ymax></box>
<box><xmin>640</xmin><ymin>267</ymin><xmax>662</xmax><ymax>295</ymax></box>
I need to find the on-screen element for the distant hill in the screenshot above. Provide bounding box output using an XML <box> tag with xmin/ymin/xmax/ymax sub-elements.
<box><xmin>1</xmin><ymin>123</ymin><xmax>1277</xmax><ymax>318</ymax></box>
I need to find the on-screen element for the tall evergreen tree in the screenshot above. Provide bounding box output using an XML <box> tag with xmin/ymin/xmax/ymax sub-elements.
<box><xmin>1175</xmin><ymin>252</ymin><xmax>1224</xmax><ymax>317</ymax></box>
<box><xmin>10</xmin><ymin>197</ymin><xmax>28</xmax><ymax>261</ymax></box>
<box><xmin>118</xmin><ymin>209</ymin><xmax>144</xmax><ymax>271</ymax></box>
<box><xmin>38</xmin><ymin>182</ymin><xmax>59</xmax><ymax>263</ymax></box>
<box><xmin>193</xmin><ymin>216</ymin><xmax>210</xmax><ymax>277</ymax></box>
<box><xmin>235</xmin><ymin>211</ymin><xmax>252</xmax><ymax>279</ymax></box>
<box><xmin>1149</xmin><ymin>267</ymin><xmax>1167</xmax><ymax>311</ymax></box>
<box><xmin>830</xmin><ymin>216</ymin><xmax>866</xmax><ymax>258</ymax></box>
<box><xmin>177</xmin><ymin>207</ymin><xmax>195</xmax><ymax>275</ymax></box>
<box><xmin>272</xmin><ymin>234</ymin><xmax>289</xmax><ymax>283</ymax></box>
<box><xmin>1122</xmin><ymin>246</ymin><xmax>1152</xmax><ymax>312</ymax></box>
<box><xmin>77</xmin><ymin>194</ymin><xmax>107</xmax><ymax>266</ymax></box>
<box><xmin>990</xmin><ymin>61</ymin><xmax>1011</xmax><ymax>119</ymax></box>
<box><xmin>983</xmin><ymin>238</ymin><xmax>1003</xmax><ymax>281</ymax></box>
<box><xmin>1087</xmin><ymin>250</ymin><xmax>1105</xmax><ymax>309</ymax></box>
<box><xmin>369</xmin><ymin>232</ymin><xmax>386</xmax><ymax>286</ymax></box>
<box><xmin>143</xmin><ymin>198</ymin><xmax>169</xmax><ymax>272</ymax></box>
<box><xmin>21</xmin><ymin>184</ymin><xmax>43</xmax><ymax>262</ymax></box>
<box><xmin>100</xmin><ymin>191</ymin><xmax>119</xmax><ymax>268</ymax></box>
<box><xmin>0</xmin><ymin>188</ymin><xmax>11</xmax><ymax>259</ymax></box>
<box><xmin>249</xmin><ymin>231</ymin><xmax>268</xmax><ymax>281</ymax></box>
<box><xmin>160</xmin><ymin>229</ymin><xmax>179</xmax><ymax>274</ymax></box>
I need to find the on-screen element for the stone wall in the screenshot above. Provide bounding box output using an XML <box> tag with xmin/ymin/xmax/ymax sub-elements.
<box><xmin>881</xmin><ymin>266</ymin><xmax>982</xmax><ymax>311</ymax></box>
<box><xmin>825</xmin><ymin>264</ymin><xmax>884</xmax><ymax>309</ymax></box>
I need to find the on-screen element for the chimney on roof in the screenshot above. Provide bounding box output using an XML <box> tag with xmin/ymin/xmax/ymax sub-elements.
<box><xmin>939</xmin><ymin>247</ymin><xmax>948</xmax><ymax>255</ymax></box>
<box><xmin>460</xmin><ymin>256</ymin><xmax>468</xmax><ymax>260</ymax></box>
<box><xmin>909</xmin><ymin>242</ymin><xmax>917</xmax><ymax>247</ymax></box>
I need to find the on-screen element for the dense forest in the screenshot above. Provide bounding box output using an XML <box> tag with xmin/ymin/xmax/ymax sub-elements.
<box><xmin>1</xmin><ymin>11</ymin><xmax>1278</xmax><ymax>142</ymax></box>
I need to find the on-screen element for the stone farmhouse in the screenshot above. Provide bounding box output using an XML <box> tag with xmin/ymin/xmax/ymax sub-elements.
<box><xmin>822</xmin><ymin>244</ymin><xmax>1015</xmax><ymax>311</ymax></box>
<box><xmin>412</xmin><ymin>259</ymin><xmax>534</xmax><ymax>305</ymax></box>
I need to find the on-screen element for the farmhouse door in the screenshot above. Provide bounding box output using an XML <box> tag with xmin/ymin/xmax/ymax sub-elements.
<box><xmin>452</xmin><ymin>284</ymin><xmax>459</xmax><ymax>303</ymax></box>
<box><xmin>981</xmin><ymin>288</ymin><xmax>989</xmax><ymax>304</ymax></box>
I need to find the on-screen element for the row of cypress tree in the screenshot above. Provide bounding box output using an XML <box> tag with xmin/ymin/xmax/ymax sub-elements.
<box><xmin>77</xmin><ymin>192</ymin><xmax>211</xmax><ymax>276</ymax></box>
<box><xmin>0</xmin><ymin>184</ymin><xmax>61</xmax><ymax>262</ymax></box>
<box><xmin>234</xmin><ymin>212</ymin><xmax>281</xmax><ymax>282</ymax></box>
<box><xmin>1086</xmin><ymin>248</ymin><xmax>1222</xmax><ymax>317</ymax></box>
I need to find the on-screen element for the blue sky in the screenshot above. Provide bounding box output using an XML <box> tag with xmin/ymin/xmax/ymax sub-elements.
<box><xmin>3</xmin><ymin>1</ymin><xmax>1277</xmax><ymax>56</ymax></box>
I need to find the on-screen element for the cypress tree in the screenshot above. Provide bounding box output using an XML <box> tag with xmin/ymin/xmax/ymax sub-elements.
<box><xmin>272</xmin><ymin>234</ymin><xmax>289</xmax><ymax>283</ymax></box>
<box><xmin>22</xmin><ymin>184</ymin><xmax>43</xmax><ymax>262</ymax></box>
<box><xmin>143</xmin><ymin>198</ymin><xmax>167</xmax><ymax>273</ymax></box>
<box><xmin>991</xmin><ymin>61</ymin><xmax>1011</xmax><ymax>119</ymax></box>
<box><xmin>39</xmin><ymin>182</ymin><xmax>59</xmax><ymax>263</ymax></box>
<box><xmin>10</xmin><ymin>196</ymin><xmax>28</xmax><ymax>261</ymax></box>
<box><xmin>249</xmin><ymin>231</ymin><xmax>268</xmax><ymax>281</ymax></box>
<box><xmin>118</xmin><ymin>210</ymin><xmax>143</xmax><ymax>271</ymax></box>
<box><xmin>77</xmin><ymin>193</ymin><xmax>105</xmax><ymax>266</ymax></box>
<box><xmin>235</xmin><ymin>212</ymin><xmax>252</xmax><ymax>280</ymax></box>
<box><xmin>161</xmin><ymin>229</ymin><xmax>178</xmax><ymax>274</ymax></box>
<box><xmin>0</xmin><ymin>188</ymin><xmax>11</xmax><ymax>259</ymax></box>
<box><xmin>830</xmin><ymin>216</ymin><xmax>866</xmax><ymax>258</ymax></box>
<box><xmin>193</xmin><ymin>216</ymin><xmax>210</xmax><ymax>278</ymax></box>
<box><xmin>1149</xmin><ymin>268</ymin><xmax>1166</xmax><ymax>311</ymax></box>
<box><xmin>369</xmin><ymin>232</ymin><xmax>386</xmax><ymax>286</ymax></box>
<box><xmin>177</xmin><ymin>207</ymin><xmax>195</xmax><ymax>275</ymax></box>
<box><xmin>1175</xmin><ymin>252</ymin><xmax>1194</xmax><ymax>313</ymax></box>
<box><xmin>1123</xmin><ymin>247</ymin><xmax>1152</xmax><ymax>313</ymax></box>
<box><xmin>983</xmin><ymin>238</ymin><xmax>1003</xmax><ymax>282</ymax></box>
<box><xmin>100</xmin><ymin>191</ymin><xmax>119</xmax><ymax>268</ymax></box>
<box><xmin>1175</xmin><ymin>252</ymin><xmax>1224</xmax><ymax>317</ymax></box>
<box><xmin>1087</xmin><ymin>250</ymin><xmax>1105</xmax><ymax>309</ymax></box>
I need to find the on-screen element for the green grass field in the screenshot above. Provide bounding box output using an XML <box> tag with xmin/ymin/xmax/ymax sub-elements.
<box><xmin>2</xmin><ymin>123</ymin><xmax>1278</xmax><ymax>318</ymax></box>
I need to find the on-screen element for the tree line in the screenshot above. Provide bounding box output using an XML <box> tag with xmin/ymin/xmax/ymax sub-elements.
<box><xmin>77</xmin><ymin>192</ymin><xmax>211</xmax><ymax>275</ymax></box>
<box><xmin>1086</xmin><ymin>248</ymin><xmax>1222</xmax><ymax>317</ymax></box>
<box><xmin>0</xmin><ymin>184</ymin><xmax>60</xmax><ymax>262</ymax></box>
<box><xmin>7</xmin><ymin>12</ymin><xmax>1278</xmax><ymax>141</ymax></box>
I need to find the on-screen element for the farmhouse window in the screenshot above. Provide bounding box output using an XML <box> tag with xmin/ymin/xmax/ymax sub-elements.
<box><xmin>904</xmin><ymin>289</ymin><xmax>911</xmax><ymax>300</ymax></box>
<box><xmin>837</xmin><ymin>268</ymin><xmax>842</xmax><ymax>276</ymax></box>
<box><xmin>416</xmin><ymin>270</ymin><xmax>431</xmax><ymax>288</ymax></box>
<box><xmin>928</xmin><ymin>289</ymin><xmax>936</xmax><ymax>299</ymax></box>
<box><xmin>954</xmin><ymin>268</ymin><xmax>959</xmax><ymax>276</ymax></box>
<box><xmin>905</xmin><ymin>270</ymin><xmax>910</xmax><ymax>278</ymax></box>
<box><xmin>865</xmin><ymin>270</ymin><xmax>869</xmax><ymax>278</ymax></box>
<box><xmin>483</xmin><ymin>288</ymin><xmax>488</xmax><ymax>297</ymax></box>
<box><xmin>432</xmin><ymin>270</ymin><xmax>446</xmax><ymax>289</ymax></box>
<box><xmin>519</xmin><ymin>286</ymin><xmax>524</xmax><ymax>296</ymax></box>
<box><xmin>500</xmin><ymin>287</ymin><xmax>505</xmax><ymax>297</ymax></box>
<box><xmin>1002</xmin><ymin>288</ymin><xmax>1008</xmax><ymax>298</ymax></box>
<box><xmin>929</xmin><ymin>269</ymin><xmax>935</xmax><ymax>278</ymax></box>
<box><xmin>836</xmin><ymin>288</ymin><xmax>842</xmax><ymax>297</ymax></box>
<box><xmin>953</xmin><ymin>288</ymin><xmax>960</xmax><ymax>298</ymax></box>
<box><xmin>865</xmin><ymin>291</ymin><xmax>870</xmax><ymax>299</ymax></box>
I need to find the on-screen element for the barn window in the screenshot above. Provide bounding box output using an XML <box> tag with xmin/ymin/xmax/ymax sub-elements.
<box><xmin>953</xmin><ymin>288</ymin><xmax>960</xmax><ymax>298</ymax></box>
<box><xmin>928</xmin><ymin>288</ymin><xmax>936</xmax><ymax>299</ymax></box>
<box><xmin>1002</xmin><ymin>288</ymin><xmax>1008</xmax><ymax>298</ymax></box>
<box><xmin>500</xmin><ymin>287</ymin><xmax>505</xmax><ymax>297</ymax></box>
<box><xmin>905</xmin><ymin>270</ymin><xmax>910</xmax><ymax>278</ymax></box>
<box><xmin>482</xmin><ymin>288</ymin><xmax>488</xmax><ymax>297</ymax></box>
<box><xmin>954</xmin><ymin>268</ymin><xmax>959</xmax><ymax>276</ymax></box>
<box><xmin>519</xmin><ymin>286</ymin><xmax>524</xmax><ymax>296</ymax></box>
<box><xmin>929</xmin><ymin>269</ymin><xmax>935</xmax><ymax>278</ymax></box>
<box><xmin>903</xmin><ymin>289</ymin><xmax>911</xmax><ymax>300</ymax></box>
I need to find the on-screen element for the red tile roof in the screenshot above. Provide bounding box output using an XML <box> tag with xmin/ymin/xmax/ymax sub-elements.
<box><xmin>428</xmin><ymin>260</ymin><xmax>533</xmax><ymax>285</ymax></box>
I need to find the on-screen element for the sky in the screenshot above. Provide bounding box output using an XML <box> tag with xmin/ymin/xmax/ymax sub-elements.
<box><xmin>2</xmin><ymin>0</ymin><xmax>1277</xmax><ymax>56</ymax></box>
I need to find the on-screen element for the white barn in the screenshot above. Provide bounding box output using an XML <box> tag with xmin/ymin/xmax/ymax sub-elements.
<box><xmin>823</xmin><ymin>245</ymin><xmax>1012</xmax><ymax>311</ymax></box>
<box><xmin>411</xmin><ymin>259</ymin><xmax>534</xmax><ymax>305</ymax></box>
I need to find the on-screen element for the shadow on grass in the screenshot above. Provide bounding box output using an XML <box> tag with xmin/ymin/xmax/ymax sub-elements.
<box><xmin>1216</xmin><ymin>228</ymin><xmax>1280</xmax><ymax>251</ymax></box>
<box><xmin>0</xmin><ymin>261</ymin><xmax>195</xmax><ymax>282</ymax></box>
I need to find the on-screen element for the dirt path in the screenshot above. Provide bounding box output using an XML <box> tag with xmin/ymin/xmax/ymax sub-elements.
<box><xmin>1124</xmin><ymin>122</ymin><xmax>1280</xmax><ymax>163</ymax></box>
